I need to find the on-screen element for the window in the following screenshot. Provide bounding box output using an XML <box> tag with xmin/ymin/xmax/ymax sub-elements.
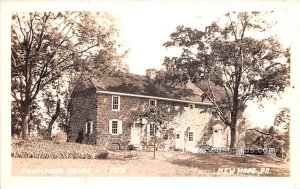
<box><xmin>109</xmin><ymin>119</ymin><xmax>123</xmax><ymax>135</ymax></box>
<box><xmin>188</xmin><ymin>132</ymin><xmax>194</xmax><ymax>141</ymax></box>
<box><xmin>112</xmin><ymin>121</ymin><xmax>118</xmax><ymax>134</ymax></box>
<box><xmin>85</xmin><ymin>121</ymin><xmax>93</xmax><ymax>134</ymax></box>
<box><xmin>176</xmin><ymin>134</ymin><xmax>180</xmax><ymax>139</ymax></box>
<box><xmin>164</xmin><ymin>134</ymin><xmax>168</xmax><ymax>140</ymax></box>
<box><xmin>213</xmin><ymin>113</ymin><xmax>220</xmax><ymax>121</ymax></box>
<box><xmin>149</xmin><ymin>99</ymin><xmax>157</xmax><ymax>106</ymax></box>
<box><xmin>189</xmin><ymin>104</ymin><xmax>195</xmax><ymax>109</ymax></box>
<box><xmin>112</xmin><ymin>96</ymin><xmax>120</xmax><ymax>111</ymax></box>
<box><xmin>214</xmin><ymin>115</ymin><xmax>220</xmax><ymax>121</ymax></box>
<box><xmin>149</xmin><ymin>123</ymin><xmax>155</xmax><ymax>136</ymax></box>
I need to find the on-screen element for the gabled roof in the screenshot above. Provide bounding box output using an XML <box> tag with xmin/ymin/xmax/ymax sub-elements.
<box><xmin>89</xmin><ymin>73</ymin><xmax>209</xmax><ymax>104</ymax></box>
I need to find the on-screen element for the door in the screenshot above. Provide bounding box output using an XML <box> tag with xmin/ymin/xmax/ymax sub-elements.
<box><xmin>175</xmin><ymin>131</ymin><xmax>184</xmax><ymax>149</ymax></box>
<box><xmin>130</xmin><ymin>123</ymin><xmax>142</xmax><ymax>145</ymax></box>
<box><xmin>213</xmin><ymin>129</ymin><xmax>222</xmax><ymax>147</ymax></box>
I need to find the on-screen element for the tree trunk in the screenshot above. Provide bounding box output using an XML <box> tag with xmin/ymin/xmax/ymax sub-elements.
<box><xmin>229</xmin><ymin>127</ymin><xmax>236</xmax><ymax>148</ymax></box>
<box><xmin>21</xmin><ymin>105</ymin><xmax>30</xmax><ymax>140</ymax></box>
<box><xmin>47</xmin><ymin>99</ymin><xmax>61</xmax><ymax>139</ymax></box>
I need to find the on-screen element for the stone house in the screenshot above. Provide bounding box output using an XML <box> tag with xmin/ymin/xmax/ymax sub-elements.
<box><xmin>68</xmin><ymin>70</ymin><xmax>232</xmax><ymax>151</ymax></box>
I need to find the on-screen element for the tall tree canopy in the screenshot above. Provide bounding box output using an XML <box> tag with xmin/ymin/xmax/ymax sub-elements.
<box><xmin>11</xmin><ymin>11</ymin><xmax>127</xmax><ymax>139</ymax></box>
<box><xmin>163</xmin><ymin>12</ymin><xmax>290</xmax><ymax>148</ymax></box>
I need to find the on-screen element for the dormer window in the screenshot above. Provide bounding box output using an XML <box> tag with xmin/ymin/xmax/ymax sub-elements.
<box><xmin>149</xmin><ymin>99</ymin><xmax>157</xmax><ymax>107</ymax></box>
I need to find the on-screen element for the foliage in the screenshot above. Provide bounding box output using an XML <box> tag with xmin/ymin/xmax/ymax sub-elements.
<box><xmin>11</xmin><ymin>139</ymin><xmax>108</xmax><ymax>159</ymax></box>
<box><xmin>245</xmin><ymin>108</ymin><xmax>290</xmax><ymax>159</ymax></box>
<box><xmin>132</xmin><ymin>104</ymin><xmax>177</xmax><ymax>158</ymax></box>
<box><xmin>11</xmin><ymin>11</ymin><xmax>128</xmax><ymax>139</ymax></box>
<box><xmin>163</xmin><ymin>11</ymin><xmax>290</xmax><ymax>148</ymax></box>
<box><xmin>51</xmin><ymin>131</ymin><xmax>67</xmax><ymax>144</ymax></box>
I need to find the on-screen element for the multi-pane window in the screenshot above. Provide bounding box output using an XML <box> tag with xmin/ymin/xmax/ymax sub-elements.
<box><xmin>163</xmin><ymin>134</ymin><xmax>168</xmax><ymax>140</ymax></box>
<box><xmin>112</xmin><ymin>96</ymin><xmax>120</xmax><ymax>111</ymax></box>
<box><xmin>149</xmin><ymin>99</ymin><xmax>157</xmax><ymax>106</ymax></box>
<box><xmin>109</xmin><ymin>119</ymin><xmax>122</xmax><ymax>135</ymax></box>
<box><xmin>176</xmin><ymin>134</ymin><xmax>180</xmax><ymax>139</ymax></box>
<box><xmin>149</xmin><ymin>123</ymin><xmax>155</xmax><ymax>136</ymax></box>
<box><xmin>112</xmin><ymin>121</ymin><xmax>118</xmax><ymax>134</ymax></box>
<box><xmin>188</xmin><ymin>132</ymin><xmax>194</xmax><ymax>141</ymax></box>
<box><xmin>214</xmin><ymin>114</ymin><xmax>220</xmax><ymax>121</ymax></box>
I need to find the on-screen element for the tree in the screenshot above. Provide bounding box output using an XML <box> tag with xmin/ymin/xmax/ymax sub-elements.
<box><xmin>162</xmin><ymin>12</ymin><xmax>290</xmax><ymax>148</ymax></box>
<box><xmin>133</xmin><ymin>105</ymin><xmax>175</xmax><ymax>159</ymax></box>
<box><xmin>11</xmin><ymin>11</ymin><xmax>127</xmax><ymax>139</ymax></box>
<box><xmin>245</xmin><ymin>108</ymin><xmax>290</xmax><ymax>158</ymax></box>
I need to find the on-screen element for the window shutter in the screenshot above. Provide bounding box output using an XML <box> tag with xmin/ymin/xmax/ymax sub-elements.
<box><xmin>85</xmin><ymin>122</ymin><xmax>88</xmax><ymax>134</ymax></box>
<box><xmin>109</xmin><ymin>120</ymin><xmax>112</xmax><ymax>134</ymax></box>
<box><xmin>118</xmin><ymin>120</ymin><xmax>123</xmax><ymax>134</ymax></box>
<box><xmin>90</xmin><ymin>122</ymin><xmax>93</xmax><ymax>133</ymax></box>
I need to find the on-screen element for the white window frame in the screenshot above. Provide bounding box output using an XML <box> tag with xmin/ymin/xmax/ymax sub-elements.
<box><xmin>85</xmin><ymin>121</ymin><xmax>93</xmax><ymax>134</ymax></box>
<box><xmin>149</xmin><ymin>123</ymin><xmax>155</xmax><ymax>136</ymax></box>
<box><xmin>112</xmin><ymin>96</ymin><xmax>120</xmax><ymax>111</ymax></box>
<box><xmin>109</xmin><ymin>119</ymin><xmax>123</xmax><ymax>135</ymax></box>
<box><xmin>111</xmin><ymin>120</ymin><xmax>118</xmax><ymax>134</ymax></box>
<box><xmin>149</xmin><ymin>99</ymin><xmax>157</xmax><ymax>107</ymax></box>
<box><xmin>188</xmin><ymin>132</ymin><xmax>194</xmax><ymax>141</ymax></box>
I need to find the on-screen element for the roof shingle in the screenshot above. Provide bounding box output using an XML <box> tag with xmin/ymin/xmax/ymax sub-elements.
<box><xmin>90</xmin><ymin>74</ymin><xmax>206</xmax><ymax>102</ymax></box>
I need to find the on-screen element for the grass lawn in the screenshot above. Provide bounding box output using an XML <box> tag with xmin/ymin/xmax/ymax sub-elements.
<box><xmin>12</xmin><ymin>151</ymin><xmax>289</xmax><ymax>177</ymax></box>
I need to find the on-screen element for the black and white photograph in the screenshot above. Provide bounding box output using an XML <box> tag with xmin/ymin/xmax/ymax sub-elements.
<box><xmin>1</xmin><ymin>0</ymin><xmax>300</xmax><ymax>188</ymax></box>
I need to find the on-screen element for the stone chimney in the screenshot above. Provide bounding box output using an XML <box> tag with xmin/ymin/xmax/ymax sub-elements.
<box><xmin>145</xmin><ymin>68</ymin><xmax>157</xmax><ymax>79</ymax></box>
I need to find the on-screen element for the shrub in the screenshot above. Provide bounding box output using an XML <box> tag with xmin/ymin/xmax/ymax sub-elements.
<box><xmin>51</xmin><ymin>132</ymin><xmax>67</xmax><ymax>144</ymax></box>
<box><xmin>11</xmin><ymin>140</ymin><xmax>108</xmax><ymax>159</ymax></box>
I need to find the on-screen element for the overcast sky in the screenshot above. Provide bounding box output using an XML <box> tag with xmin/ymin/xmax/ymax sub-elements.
<box><xmin>103</xmin><ymin>2</ymin><xmax>293</xmax><ymax>128</ymax></box>
<box><xmin>2</xmin><ymin>1</ymin><xmax>297</xmax><ymax>128</ymax></box>
<box><xmin>105</xmin><ymin>2</ymin><xmax>294</xmax><ymax>75</ymax></box>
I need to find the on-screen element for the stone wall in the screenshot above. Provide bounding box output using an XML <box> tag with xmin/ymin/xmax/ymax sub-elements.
<box><xmin>68</xmin><ymin>76</ymin><xmax>231</xmax><ymax>151</ymax></box>
<box><xmin>160</xmin><ymin>106</ymin><xmax>215</xmax><ymax>152</ymax></box>
<box><xmin>95</xmin><ymin>94</ymin><xmax>146</xmax><ymax>149</ymax></box>
<box><xmin>68</xmin><ymin>77</ymin><xmax>98</xmax><ymax>145</ymax></box>
<box><xmin>94</xmin><ymin>93</ymin><xmax>215</xmax><ymax>150</ymax></box>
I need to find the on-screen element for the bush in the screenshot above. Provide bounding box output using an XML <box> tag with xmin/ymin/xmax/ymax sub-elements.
<box><xmin>51</xmin><ymin>132</ymin><xmax>67</xmax><ymax>144</ymax></box>
<box><xmin>11</xmin><ymin>140</ymin><xmax>108</xmax><ymax>159</ymax></box>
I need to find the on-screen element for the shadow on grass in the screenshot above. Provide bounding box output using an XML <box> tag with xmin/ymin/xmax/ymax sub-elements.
<box><xmin>167</xmin><ymin>153</ymin><xmax>289</xmax><ymax>176</ymax></box>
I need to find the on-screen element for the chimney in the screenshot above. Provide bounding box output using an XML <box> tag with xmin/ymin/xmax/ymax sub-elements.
<box><xmin>145</xmin><ymin>68</ymin><xmax>157</xmax><ymax>79</ymax></box>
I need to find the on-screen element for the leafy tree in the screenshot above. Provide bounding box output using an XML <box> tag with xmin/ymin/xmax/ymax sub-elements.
<box><xmin>163</xmin><ymin>12</ymin><xmax>290</xmax><ymax>148</ymax></box>
<box><xmin>245</xmin><ymin>108</ymin><xmax>290</xmax><ymax>158</ymax></box>
<box><xmin>11</xmin><ymin>11</ymin><xmax>127</xmax><ymax>139</ymax></box>
<box><xmin>133</xmin><ymin>105</ymin><xmax>176</xmax><ymax>159</ymax></box>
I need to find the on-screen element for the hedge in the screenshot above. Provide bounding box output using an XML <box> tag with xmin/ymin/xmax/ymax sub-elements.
<box><xmin>11</xmin><ymin>139</ymin><xmax>108</xmax><ymax>159</ymax></box>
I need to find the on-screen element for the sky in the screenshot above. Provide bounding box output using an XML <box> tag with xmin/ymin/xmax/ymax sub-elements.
<box><xmin>1</xmin><ymin>0</ymin><xmax>297</xmax><ymax>129</ymax></box>
<box><xmin>100</xmin><ymin>2</ymin><xmax>295</xmax><ymax>128</ymax></box>
<box><xmin>103</xmin><ymin>2</ymin><xmax>295</xmax><ymax>75</ymax></box>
